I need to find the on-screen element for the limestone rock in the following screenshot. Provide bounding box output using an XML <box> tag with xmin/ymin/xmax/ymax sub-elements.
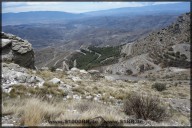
<box><xmin>72</xmin><ymin>77</ymin><xmax>82</xmax><ymax>82</ymax></box>
<box><xmin>2</xmin><ymin>63</ymin><xmax>44</xmax><ymax>92</ymax></box>
<box><xmin>80</xmin><ymin>69</ymin><xmax>88</xmax><ymax>74</ymax></box>
<box><xmin>49</xmin><ymin>78</ymin><xmax>63</xmax><ymax>84</ymax></box>
<box><xmin>1</xmin><ymin>32</ymin><xmax>35</xmax><ymax>69</ymax></box>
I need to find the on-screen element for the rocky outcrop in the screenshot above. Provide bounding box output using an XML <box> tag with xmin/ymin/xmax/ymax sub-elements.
<box><xmin>1</xmin><ymin>32</ymin><xmax>35</xmax><ymax>69</ymax></box>
<box><xmin>2</xmin><ymin>63</ymin><xmax>44</xmax><ymax>93</ymax></box>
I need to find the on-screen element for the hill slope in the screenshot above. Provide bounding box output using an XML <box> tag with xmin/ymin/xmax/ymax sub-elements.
<box><xmin>96</xmin><ymin>13</ymin><xmax>190</xmax><ymax>75</ymax></box>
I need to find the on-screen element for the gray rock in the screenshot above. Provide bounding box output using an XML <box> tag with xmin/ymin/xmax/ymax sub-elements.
<box><xmin>2</xmin><ymin>32</ymin><xmax>35</xmax><ymax>69</ymax></box>
<box><xmin>2</xmin><ymin>63</ymin><xmax>44</xmax><ymax>91</ymax></box>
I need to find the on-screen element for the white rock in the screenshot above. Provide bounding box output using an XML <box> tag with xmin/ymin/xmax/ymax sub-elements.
<box><xmin>56</xmin><ymin>68</ymin><xmax>63</xmax><ymax>72</ymax></box>
<box><xmin>38</xmin><ymin>81</ymin><xmax>45</xmax><ymax>87</ymax></box>
<box><xmin>71</xmin><ymin>67</ymin><xmax>80</xmax><ymax>71</ymax></box>
<box><xmin>73</xmin><ymin>94</ymin><xmax>81</xmax><ymax>100</ymax></box>
<box><xmin>49</xmin><ymin>78</ymin><xmax>63</xmax><ymax>84</ymax></box>
<box><xmin>66</xmin><ymin>95</ymin><xmax>72</xmax><ymax>99</ymax></box>
<box><xmin>72</xmin><ymin>77</ymin><xmax>82</xmax><ymax>82</ymax></box>
<box><xmin>109</xmin><ymin>96</ymin><xmax>114</xmax><ymax>99</ymax></box>
<box><xmin>86</xmin><ymin>95</ymin><xmax>92</xmax><ymax>99</ymax></box>
<box><xmin>2</xmin><ymin>124</ymin><xmax>14</xmax><ymax>126</ymax></box>
<box><xmin>94</xmin><ymin>97</ymin><xmax>99</xmax><ymax>101</ymax></box>
<box><xmin>80</xmin><ymin>69</ymin><xmax>88</xmax><ymax>74</ymax></box>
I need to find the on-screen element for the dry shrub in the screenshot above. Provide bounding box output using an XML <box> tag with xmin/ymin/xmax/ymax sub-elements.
<box><xmin>152</xmin><ymin>82</ymin><xmax>166</xmax><ymax>91</ymax></box>
<box><xmin>124</xmin><ymin>93</ymin><xmax>168</xmax><ymax>122</ymax></box>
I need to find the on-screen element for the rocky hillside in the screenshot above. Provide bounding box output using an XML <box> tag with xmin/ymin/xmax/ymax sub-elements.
<box><xmin>1</xmin><ymin>30</ymin><xmax>190</xmax><ymax>126</ymax></box>
<box><xmin>1</xmin><ymin>32</ymin><xmax>35</xmax><ymax>69</ymax></box>
<box><xmin>101</xmin><ymin>13</ymin><xmax>190</xmax><ymax>75</ymax></box>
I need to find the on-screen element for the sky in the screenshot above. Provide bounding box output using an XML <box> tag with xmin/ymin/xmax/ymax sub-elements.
<box><xmin>2</xmin><ymin>2</ymin><xmax>184</xmax><ymax>13</ymax></box>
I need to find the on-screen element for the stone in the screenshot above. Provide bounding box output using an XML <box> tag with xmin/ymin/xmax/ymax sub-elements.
<box><xmin>73</xmin><ymin>94</ymin><xmax>81</xmax><ymax>100</ymax></box>
<box><xmin>71</xmin><ymin>77</ymin><xmax>82</xmax><ymax>82</ymax></box>
<box><xmin>71</xmin><ymin>67</ymin><xmax>80</xmax><ymax>72</ymax></box>
<box><xmin>56</xmin><ymin>68</ymin><xmax>63</xmax><ymax>72</ymax></box>
<box><xmin>2</xmin><ymin>32</ymin><xmax>35</xmax><ymax>69</ymax></box>
<box><xmin>2</xmin><ymin>124</ymin><xmax>14</xmax><ymax>126</ymax></box>
<box><xmin>2</xmin><ymin>62</ymin><xmax>44</xmax><ymax>91</ymax></box>
<box><xmin>80</xmin><ymin>69</ymin><xmax>88</xmax><ymax>74</ymax></box>
<box><xmin>49</xmin><ymin>78</ymin><xmax>63</xmax><ymax>84</ymax></box>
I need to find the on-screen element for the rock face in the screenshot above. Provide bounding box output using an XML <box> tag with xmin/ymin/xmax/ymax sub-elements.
<box><xmin>1</xmin><ymin>32</ymin><xmax>35</xmax><ymax>69</ymax></box>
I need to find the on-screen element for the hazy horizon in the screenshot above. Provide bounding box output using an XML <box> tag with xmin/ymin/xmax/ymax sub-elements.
<box><xmin>2</xmin><ymin>1</ymin><xmax>188</xmax><ymax>14</ymax></box>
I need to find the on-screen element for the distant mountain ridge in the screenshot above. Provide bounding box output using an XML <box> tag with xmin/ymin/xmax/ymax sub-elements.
<box><xmin>84</xmin><ymin>2</ymin><xmax>190</xmax><ymax>16</ymax></box>
<box><xmin>2</xmin><ymin>11</ymin><xmax>83</xmax><ymax>25</ymax></box>
<box><xmin>2</xmin><ymin>2</ymin><xmax>190</xmax><ymax>26</ymax></box>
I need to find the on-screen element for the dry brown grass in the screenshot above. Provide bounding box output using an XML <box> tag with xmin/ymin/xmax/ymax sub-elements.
<box><xmin>2</xmin><ymin>97</ymin><xmax>125</xmax><ymax>126</ymax></box>
<box><xmin>3</xmin><ymin>97</ymin><xmax>65</xmax><ymax>126</ymax></box>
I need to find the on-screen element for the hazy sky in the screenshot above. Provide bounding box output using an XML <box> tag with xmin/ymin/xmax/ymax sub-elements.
<box><xmin>2</xmin><ymin>2</ymin><xmax>184</xmax><ymax>13</ymax></box>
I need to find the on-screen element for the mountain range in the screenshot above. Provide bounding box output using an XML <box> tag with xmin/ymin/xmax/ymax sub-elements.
<box><xmin>2</xmin><ymin>2</ymin><xmax>190</xmax><ymax>69</ymax></box>
<box><xmin>2</xmin><ymin>2</ymin><xmax>189</xmax><ymax>26</ymax></box>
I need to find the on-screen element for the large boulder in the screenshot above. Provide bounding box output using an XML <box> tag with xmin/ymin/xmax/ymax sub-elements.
<box><xmin>1</xmin><ymin>32</ymin><xmax>35</xmax><ymax>69</ymax></box>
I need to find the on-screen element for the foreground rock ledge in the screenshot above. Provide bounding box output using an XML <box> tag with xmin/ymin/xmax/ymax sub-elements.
<box><xmin>1</xmin><ymin>32</ymin><xmax>35</xmax><ymax>69</ymax></box>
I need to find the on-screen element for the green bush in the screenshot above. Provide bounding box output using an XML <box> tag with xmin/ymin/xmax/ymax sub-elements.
<box><xmin>152</xmin><ymin>83</ymin><xmax>166</xmax><ymax>91</ymax></box>
<box><xmin>124</xmin><ymin>93</ymin><xmax>168</xmax><ymax>122</ymax></box>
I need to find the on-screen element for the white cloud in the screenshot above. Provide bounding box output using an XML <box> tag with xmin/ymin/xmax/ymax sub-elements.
<box><xmin>26</xmin><ymin>2</ymin><xmax>59</xmax><ymax>6</ymax></box>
